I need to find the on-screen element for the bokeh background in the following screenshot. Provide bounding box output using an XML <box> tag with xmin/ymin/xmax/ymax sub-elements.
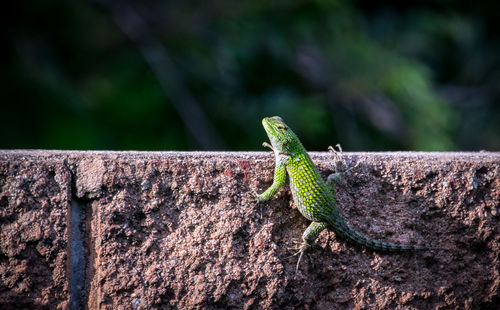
<box><xmin>3</xmin><ymin>0</ymin><xmax>500</xmax><ymax>151</ymax></box>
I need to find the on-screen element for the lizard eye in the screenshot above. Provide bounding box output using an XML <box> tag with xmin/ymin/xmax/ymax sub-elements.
<box><xmin>276</xmin><ymin>125</ymin><xmax>287</xmax><ymax>130</ymax></box>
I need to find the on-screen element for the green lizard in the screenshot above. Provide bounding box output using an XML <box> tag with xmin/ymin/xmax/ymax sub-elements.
<box><xmin>256</xmin><ymin>116</ymin><xmax>427</xmax><ymax>271</ymax></box>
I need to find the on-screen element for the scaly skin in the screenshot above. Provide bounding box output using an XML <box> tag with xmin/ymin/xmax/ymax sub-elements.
<box><xmin>256</xmin><ymin>116</ymin><xmax>426</xmax><ymax>270</ymax></box>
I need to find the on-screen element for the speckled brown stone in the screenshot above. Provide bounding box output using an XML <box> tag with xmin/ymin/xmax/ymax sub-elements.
<box><xmin>0</xmin><ymin>152</ymin><xmax>71</xmax><ymax>309</ymax></box>
<box><xmin>0</xmin><ymin>151</ymin><xmax>498</xmax><ymax>309</ymax></box>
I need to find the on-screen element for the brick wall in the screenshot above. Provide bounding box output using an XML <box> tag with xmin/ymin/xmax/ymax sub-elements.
<box><xmin>0</xmin><ymin>151</ymin><xmax>498</xmax><ymax>309</ymax></box>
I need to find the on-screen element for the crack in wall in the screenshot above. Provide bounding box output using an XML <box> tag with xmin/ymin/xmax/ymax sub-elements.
<box><xmin>66</xmin><ymin>158</ymin><xmax>91</xmax><ymax>310</ymax></box>
<box><xmin>70</xmin><ymin>198</ymin><xmax>86</xmax><ymax>310</ymax></box>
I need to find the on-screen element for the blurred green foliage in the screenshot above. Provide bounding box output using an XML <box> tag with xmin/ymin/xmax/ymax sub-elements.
<box><xmin>2</xmin><ymin>0</ymin><xmax>500</xmax><ymax>151</ymax></box>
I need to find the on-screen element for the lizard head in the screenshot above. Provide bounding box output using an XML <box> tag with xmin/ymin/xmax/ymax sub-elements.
<box><xmin>262</xmin><ymin>116</ymin><xmax>301</xmax><ymax>153</ymax></box>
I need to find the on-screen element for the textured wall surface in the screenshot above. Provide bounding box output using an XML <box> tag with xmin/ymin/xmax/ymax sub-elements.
<box><xmin>0</xmin><ymin>151</ymin><xmax>498</xmax><ymax>309</ymax></box>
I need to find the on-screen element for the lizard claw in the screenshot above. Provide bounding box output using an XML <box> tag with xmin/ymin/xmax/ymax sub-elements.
<box><xmin>328</xmin><ymin>144</ymin><xmax>343</xmax><ymax>154</ymax></box>
<box><xmin>246</xmin><ymin>192</ymin><xmax>265</xmax><ymax>217</ymax></box>
<box><xmin>262</xmin><ymin>142</ymin><xmax>274</xmax><ymax>150</ymax></box>
<box><xmin>287</xmin><ymin>240</ymin><xmax>310</xmax><ymax>273</ymax></box>
<box><xmin>286</xmin><ymin>240</ymin><xmax>302</xmax><ymax>253</ymax></box>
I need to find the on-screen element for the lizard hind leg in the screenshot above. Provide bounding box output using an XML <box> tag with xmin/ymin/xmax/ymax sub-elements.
<box><xmin>291</xmin><ymin>221</ymin><xmax>327</xmax><ymax>273</ymax></box>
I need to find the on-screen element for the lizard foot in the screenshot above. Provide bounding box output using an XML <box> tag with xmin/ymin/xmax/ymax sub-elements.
<box><xmin>246</xmin><ymin>192</ymin><xmax>265</xmax><ymax>217</ymax></box>
<box><xmin>287</xmin><ymin>241</ymin><xmax>310</xmax><ymax>273</ymax></box>
<box><xmin>328</xmin><ymin>143</ymin><xmax>343</xmax><ymax>154</ymax></box>
<box><xmin>262</xmin><ymin>142</ymin><xmax>274</xmax><ymax>151</ymax></box>
<box><xmin>328</xmin><ymin>144</ymin><xmax>359</xmax><ymax>174</ymax></box>
<box><xmin>328</xmin><ymin>144</ymin><xmax>347</xmax><ymax>173</ymax></box>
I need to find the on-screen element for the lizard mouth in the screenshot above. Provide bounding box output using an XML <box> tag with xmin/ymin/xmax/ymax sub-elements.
<box><xmin>261</xmin><ymin>117</ymin><xmax>280</xmax><ymax>147</ymax></box>
<box><xmin>262</xmin><ymin>117</ymin><xmax>273</xmax><ymax>133</ymax></box>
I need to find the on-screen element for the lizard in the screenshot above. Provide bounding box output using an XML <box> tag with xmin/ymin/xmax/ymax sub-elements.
<box><xmin>255</xmin><ymin>116</ymin><xmax>427</xmax><ymax>271</ymax></box>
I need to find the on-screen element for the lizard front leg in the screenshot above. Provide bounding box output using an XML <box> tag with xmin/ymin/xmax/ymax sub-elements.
<box><xmin>263</xmin><ymin>142</ymin><xmax>292</xmax><ymax>157</ymax></box>
<box><xmin>256</xmin><ymin>160</ymin><xmax>287</xmax><ymax>202</ymax></box>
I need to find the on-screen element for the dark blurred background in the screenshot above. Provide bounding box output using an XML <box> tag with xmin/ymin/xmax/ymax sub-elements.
<box><xmin>2</xmin><ymin>0</ymin><xmax>500</xmax><ymax>151</ymax></box>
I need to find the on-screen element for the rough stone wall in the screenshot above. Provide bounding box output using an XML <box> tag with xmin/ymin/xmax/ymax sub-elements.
<box><xmin>0</xmin><ymin>153</ymin><xmax>71</xmax><ymax>309</ymax></box>
<box><xmin>0</xmin><ymin>151</ymin><xmax>498</xmax><ymax>309</ymax></box>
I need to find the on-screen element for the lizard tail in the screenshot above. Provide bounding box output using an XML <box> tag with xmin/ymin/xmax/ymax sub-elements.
<box><xmin>326</xmin><ymin>212</ymin><xmax>427</xmax><ymax>252</ymax></box>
